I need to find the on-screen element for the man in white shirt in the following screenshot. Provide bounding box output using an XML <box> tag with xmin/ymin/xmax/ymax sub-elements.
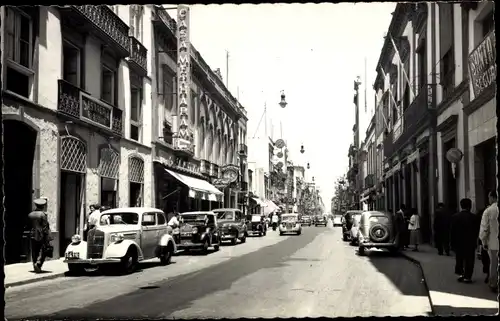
<box><xmin>479</xmin><ymin>191</ymin><xmax>499</xmax><ymax>291</ymax></box>
<box><xmin>86</xmin><ymin>204</ymin><xmax>101</xmax><ymax>232</ymax></box>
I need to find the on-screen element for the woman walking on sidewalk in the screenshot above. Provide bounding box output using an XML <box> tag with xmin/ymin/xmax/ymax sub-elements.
<box><xmin>408</xmin><ymin>209</ymin><xmax>420</xmax><ymax>252</ymax></box>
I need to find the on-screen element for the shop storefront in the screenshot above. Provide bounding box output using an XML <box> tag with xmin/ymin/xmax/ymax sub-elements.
<box><xmin>249</xmin><ymin>195</ymin><xmax>267</xmax><ymax>214</ymax></box>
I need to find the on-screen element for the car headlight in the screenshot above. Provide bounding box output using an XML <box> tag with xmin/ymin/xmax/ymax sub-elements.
<box><xmin>110</xmin><ymin>233</ymin><xmax>124</xmax><ymax>243</ymax></box>
<box><xmin>192</xmin><ymin>227</ymin><xmax>199</xmax><ymax>234</ymax></box>
<box><xmin>71</xmin><ymin>234</ymin><xmax>81</xmax><ymax>244</ymax></box>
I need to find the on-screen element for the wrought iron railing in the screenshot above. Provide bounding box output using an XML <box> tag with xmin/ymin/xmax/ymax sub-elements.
<box><xmin>58</xmin><ymin>80</ymin><xmax>123</xmax><ymax>136</ymax></box>
<box><xmin>153</xmin><ymin>6</ymin><xmax>177</xmax><ymax>35</ymax></box>
<box><xmin>72</xmin><ymin>5</ymin><xmax>129</xmax><ymax>54</ymax></box>
<box><xmin>129</xmin><ymin>36</ymin><xmax>147</xmax><ymax>73</ymax></box>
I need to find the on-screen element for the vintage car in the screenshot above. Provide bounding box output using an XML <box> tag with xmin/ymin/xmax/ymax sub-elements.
<box><xmin>332</xmin><ymin>214</ymin><xmax>343</xmax><ymax>227</ymax></box>
<box><xmin>300</xmin><ymin>215</ymin><xmax>312</xmax><ymax>226</ymax></box>
<box><xmin>342</xmin><ymin>210</ymin><xmax>363</xmax><ymax>241</ymax></box>
<box><xmin>176</xmin><ymin>211</ymin><xmax>220</xmax><ymax>253</ymax></box>
<box><xmin>279</xmin><ymin>213</ymin><xmax>302</xmax><ymax>235</ymax></box>
<box><xmin>315</xmin><ymin>216</ymin><xmax>327</xmax><ymax>227</ymax></box>
<box><xmin>213</xmin><ymin>208</ymin><xmax>247</xmax><ymax>245</ymax></box>
<box><xmin>357</xmin><ymin>211</ymin><xmax>399</xmax><ymax>255</ymax></box>
<box><xmin>64</xmin><ymin>207</ymin><xmax>176</xmax><ymax>275</ymax></box>
<box><xmin>246</xmin><ymin>214</ymin><xmax>267</xmax><ymax>236</ymax></box>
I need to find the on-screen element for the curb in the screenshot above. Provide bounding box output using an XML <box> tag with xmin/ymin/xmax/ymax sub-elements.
<box><xmin>5</xmin><ymin>272</ymin><xmax>67</xmax><ymax>289</ymax></box>
<box><xmin>400</xmin><ymin>252</ymin><xmax>436</xmax><ymax>316</ymax></box>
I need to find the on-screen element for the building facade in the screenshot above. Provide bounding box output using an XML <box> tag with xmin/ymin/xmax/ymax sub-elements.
<box><xmin>360</xmin><ymin>2</ymin><xmax>496</xmax><ymax>244</ymax></box>
<box><xmin>2</xmin><ymin>5</ymin><xmax>248</xmax><ymax>263</ymax></box>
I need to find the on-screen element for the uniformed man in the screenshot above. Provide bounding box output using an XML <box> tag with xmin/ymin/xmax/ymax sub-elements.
<box><xmin>28</xmin><ymin>198</ymin><xmax>51</xmax><ymax>273</ymax></box>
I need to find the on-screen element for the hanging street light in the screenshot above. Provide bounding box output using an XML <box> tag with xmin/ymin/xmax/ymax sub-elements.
<box><xmin>307</xmin><ymin>163</ymin><xmax>310</xmax><ymax>169</ymax></box>
<box><xmin>300</xmin><ymin>144</ymin><xmax>305</xmax><ymax>154</ymax></box>
<box><xmin>279</xmin><ymin>90</ymin><xmax>288</xmax><ymax>108</ymax></box>
<box><xmin>312</xmin><ymin>176</ymin><xmax>315</xmax><ymax>182</ymax></box>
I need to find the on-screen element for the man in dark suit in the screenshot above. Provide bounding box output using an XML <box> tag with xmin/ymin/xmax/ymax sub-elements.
<box><xmin>28</xmin><ymin>198</ymin><xmax>51</xmax><ymax>273</ymax></box>
<box><xmin>451</xmin><ymin>198</ymin><xmax>480</xmax><ymax>283</ymax></box>
<box><xmin>434</xmin><ymin>203</ymin><xmax>452</xmax><ymax>256</ymax></box>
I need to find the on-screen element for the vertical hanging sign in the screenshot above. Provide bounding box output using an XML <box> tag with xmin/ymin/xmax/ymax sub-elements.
<box><xmin>175</xmin><ymin>5</ymin><xmax>193</xmax><ymax>152</ymax></box>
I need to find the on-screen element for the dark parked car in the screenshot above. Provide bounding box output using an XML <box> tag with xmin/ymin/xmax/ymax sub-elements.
<box><xmin>213</xmin><ymin>208</ymin><xmax>247</xmax><ymax>245</ymax></box>
<box><xmin>342</xmin><ymin>210</ymin><xmax>363</xmax><ymax>241</ymax></box>
<box><xmin>177</xmin><ymin>211</ymin><xmax>220</xmax><ymax>253</ymax></box>
<box><xmin>301</xmin><ymin>215</ymin><xmax>312</xmax><ymax>226</ymax></box>
<box><xmin>357</xmin><ymin>211</ymin><xmax>399</xmax><ymax>255</ymax></box>
<box><xmin>247</xmin><ymin>214</ymin><xmax>267</xmax><ymax>236</ymax></box>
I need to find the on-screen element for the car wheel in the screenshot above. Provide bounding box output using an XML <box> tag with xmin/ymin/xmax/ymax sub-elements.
<box><xmin>231</xmin><ymin>237</ymin><xmax>237</xmax><ymax>245</ymax></box>
<box><xmin>279</xmin><ymin>232</ymin><xmax>284</xmax><ymax>236</ymax></box>
<box><xmin>121</xmin><ymin>247</ymin><xmax>138</xmax><ymax>274</ymax></box>
<box><xmin>67</xmin><ymin>264</ymin><xmax>86</xmax><ymax>275</ymax></box>
<box><xmin>214</xmin><ymin>241</ymin><xmax>220</xmax><ymax>251</ymax></box>
<box><xmin>369</xmin><ymin>224</ymin><xmax>390</xmax><ymax>243</ymax></box>
<box><xmin>297</xmin><ymin>231</ymin><xmax>301</xmax><ymax>235</ymax></box>
<box><xmin>240</xmin><ymin>233</ymin><xmax>247</xmax><ymax>243</ymax></box>
<box><xmin>202</xmin><ymin>239</ymin><xmax>210</xmax><ymax>254</ymax></box>
<box><xmin>160</xmin><ymin>244</ymin><xmax>173</xmax><ymax>265</ymax></box>
<box><xmin>343</xmin><ymin>234</ymin><xmax>348</xmax><ymax>241</ymax></box>
<box><xmin>358</xmin><ymin>246</ymin><xmax>365</xmax><ymax>256</ymax></box>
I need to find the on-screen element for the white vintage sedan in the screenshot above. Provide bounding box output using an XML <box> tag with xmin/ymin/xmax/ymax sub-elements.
<box><xmin>64</xmin><ymin>207</ymin><xmax>177</xmax><ymax>275</ymax></box>
<box><xmin>279</xmin><ymin>213</ymin><xmax>302</xmax><ymax>235</ymax></box>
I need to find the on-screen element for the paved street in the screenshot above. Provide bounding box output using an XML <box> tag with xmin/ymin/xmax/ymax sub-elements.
<box><xmin>6</xmin><ymin>223</ymin><xmax>432</xmax><ymax>319</ymax></box>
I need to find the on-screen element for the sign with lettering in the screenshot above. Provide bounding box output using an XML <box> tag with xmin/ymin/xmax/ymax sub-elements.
<box><xmin>175</xmin><ymin>5</ymin><xmax>193</xmax><ymax>152</ymax></box>
<box><xmin>469</xmin><ymin>30</ymin><xmax>496</xmax><ymax>97</ymax></box>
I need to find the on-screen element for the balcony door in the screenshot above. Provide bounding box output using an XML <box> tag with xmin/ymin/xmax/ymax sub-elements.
<box><xmin>62</xmin><ymin>40</ymin><xmax>81</xmax><ymax>88</ymax></box>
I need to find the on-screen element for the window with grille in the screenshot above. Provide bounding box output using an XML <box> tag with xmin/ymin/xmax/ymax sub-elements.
<box><xmin>4</xmin><ymin>7</ymin><xmax>35</xmax><ymax>99</ymax></box>
<box><xmin>130</xmin><ymin>86</ymin><xmax>142</xmax><ymax>142</ymax></box>
<box><xmin>63</xmin><ymin>40</ymin><xmax>81</xmax><ymax>87</ymax></box>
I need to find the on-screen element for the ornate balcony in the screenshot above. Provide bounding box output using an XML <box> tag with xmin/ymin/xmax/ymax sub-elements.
<box><xmin>59</xmin><ymin>5</ymin><xmax>130</xmax><ymax>57</ymax></box>
<box><xmin>152</xmin><ymin>6</ymin><xmax>177</xmax><ymax>36</ymax></box>
<box><xmin>384</xmin><ymin>84</ymin><xmax>436</xmax><ymax>158</ymax></box>
<box><xmin>239</xmin><ymin>143</ymin><xmax>248</xmax><ymax>156</ymax></box>
<box><xmin>58</xmin><ymin>80</ymin><xmax>123</xmax><ymax>136</ymax></box>
<box><xmin>128</xmin><ymin>36</ymin><xmax>147</xmax><ymax>75</ymax></box>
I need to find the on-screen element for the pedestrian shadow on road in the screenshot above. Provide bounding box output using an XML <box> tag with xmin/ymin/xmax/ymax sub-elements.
<box><xmin>432</xmin><ymin>305</ymin><xmax>498</xmax><ymax>316</ymax></box>
<box><xmin>361</xmin><ymin>249</ymin><xmax>429</xmax><ymax>298</ymax></box>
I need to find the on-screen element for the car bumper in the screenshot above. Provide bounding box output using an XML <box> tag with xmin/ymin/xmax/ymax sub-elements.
<box><xmin>63</xmin><ymin>258</ymin><xmax>121</xmax><ymax>264</ymax></box>
<box><xmin>359</xmin><ymin>242</ymin><xmax>396</xmax><ymax>247</ymax></box>
<box><xmin>280</xmin><ymin>228</ymin><xmax>301</xmax><ymax>233</ymax></box>
<box><xmin>220</xmin><ymin>234</ymin><xmax>236</xmax><ymax>240</ymax></box>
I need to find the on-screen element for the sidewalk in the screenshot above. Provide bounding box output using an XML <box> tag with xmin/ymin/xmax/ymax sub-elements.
<box><xmin>5</xmin><ymin>258</ymin><xmax>69</xmax><ymax>288</ymax></box>
<box><xmin>401</xmin><ymin>244</ymin><xmax>499</xmax><ymax>316</ymax></box>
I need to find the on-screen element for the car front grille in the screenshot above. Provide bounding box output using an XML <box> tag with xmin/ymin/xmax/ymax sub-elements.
<box><xmin>87</xmin><ymin>229</ymin><xmax>105</xmax><ymax>259</ymax></box>
<box><xmin>286</xmin><ymin>223</ymin><xmax>294</xmax><ymax>229</ymax></box>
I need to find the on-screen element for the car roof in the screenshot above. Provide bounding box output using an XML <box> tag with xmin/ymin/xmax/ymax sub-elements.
<box><xmin>181</xmin><ymin>211</ymin><xmax>215</xmax><ymax>215</ymax></box>
<box><xmin>101</xmin><ymin>207</ymin><xmax>162</xmax><ymax>214</ymax></box>
<box><xmin>212</xmin><ymin>208</ymin><xmax>240</xmax><ymax>212</ymax></box>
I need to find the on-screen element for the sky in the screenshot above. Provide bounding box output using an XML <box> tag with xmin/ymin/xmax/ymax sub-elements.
<box><xmin>187</xmin><ymin>3</ymin><xmax>396</xmax><ymax>203</ymax></box>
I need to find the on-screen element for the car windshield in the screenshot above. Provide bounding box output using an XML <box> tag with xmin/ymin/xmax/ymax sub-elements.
<box><xmin>100</xmin><ymin>212</ymin><xmax>139</xmax><ymax>225</ymax></box>
<box><xmin>282</xmin><ymin>216</ymin><xmax>297</xmax><ymax>222</ymax></box>
<box><xmin>181</xmin><ymin>214</ymin><xmax>207</xmax><ymax>223</ymax></box>
<box><xmin>216</xmin><ymin>211</ymin><xmax>235</xmax><ymax>220</ymax></box>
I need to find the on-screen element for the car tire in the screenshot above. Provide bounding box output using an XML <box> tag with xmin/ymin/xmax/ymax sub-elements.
<box><xmin>297</xmin><ymin>231</ymin><xmax>301</xmax><ymax>235</ymax></box>
<box><xmin>231</xmin><ymin>237</ymin><xmax>237</xmax><ymax>245</ymax></box>
<box><xmin>214</xmin><ymin>241</ymin><xmax>220</xmax><ymax>251</ymax></box>
<box><xmin>369</xmin><ymin>224</ymin><xmax>390</xmax><ymax>243</ymax></box>
<box><xmin>240</xmin><ymin>233</ymin><xmax>247</xmax><ymax>243</ymax></box>
<box><xmin>202</xmin><ymin>239</ymin><xmax>210</xmax><ymax>254</ymax></box>
<box><xmin>160</xmin><ymin>244</ymin><xmax>173</xmax><ymax>265</ymax></box>
<box><xmin>67</xmin><ymin>264</ymin><xmax>86</xmax><ymax>275</ymax></box>
<box><xmin>121</xmin><ymin>247</ymin><xmax>138</xmax><ymax>274</ymax></box>
<box><xmin>358</xmin><ymin>246</ymin><xmax>365</xmax><ymax>256</ymax></box>
<box><xmin>279</xmin><ymin>232</ymin><xmax>284</xmax><ymax>236</ymax></box>
<box><xmin>343</xmin><ymin>234</ymin><xmax>348</xmax><ymax>241</ymax></box>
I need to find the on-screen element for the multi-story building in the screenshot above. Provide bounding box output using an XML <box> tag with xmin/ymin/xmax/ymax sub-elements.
<box><xmin>2</xmin><ymin>5</ymin><xmax>248</xmax><ymax>263</ymax></box>
<box><xmin>372</xmin><ymin>2</ymin><xmax>496</xmax><ymax>243</ymax></box>
<box><xmin>360</xmin><ymin>115</ymin><xmax>377</xmax><ymax>210</ymax></box>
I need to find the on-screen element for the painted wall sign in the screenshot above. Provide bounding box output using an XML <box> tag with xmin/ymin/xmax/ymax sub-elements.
<box><xmin>469</xmin><ymin>30</ymin><xmax>496</xmax><ymax>97</ymax></box>
<box><xmin>175</xmin><ymin>5</ymin><xmax>193</xmax><ymax>152</ymax></box>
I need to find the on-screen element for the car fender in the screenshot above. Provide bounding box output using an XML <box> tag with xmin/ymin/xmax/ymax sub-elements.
<box><xmin>159</xmin><ymin>233</ymin><xmax>177</xmax><ymax>252</ymax></box>
<box><xmin>65</xmin><ymin>241</ymin><xmax>88</xmax><ymax>259</ymax></box>
<box><xmin>104</xmin><ymin>240</ymin><xmax>144</xmax><ymax>259</ymax></box>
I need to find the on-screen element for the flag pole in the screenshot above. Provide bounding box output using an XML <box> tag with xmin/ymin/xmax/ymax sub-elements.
<box><xmin>388</xmin><ymin>33</ymin><xmax>415</xmax><ymax>100</ymax></box>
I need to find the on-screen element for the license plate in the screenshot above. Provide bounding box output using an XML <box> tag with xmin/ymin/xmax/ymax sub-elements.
<box><xmin>181</xmin><ymin>232</ymin><xmax>192</xmax><ymax>237</ymax></box>
<box><xmin>65</xmin><ymin>251</ymin><xmax>80</xmax><ymax>259</ymax></box>
<box><xmin>181</xmin><ymin>239</ymin><xmax>192</xmax><ymax>244</ymax></box>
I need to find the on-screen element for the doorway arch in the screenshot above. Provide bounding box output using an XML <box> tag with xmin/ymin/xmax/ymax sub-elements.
<box><xmin>4</xmin><ymin>118</ymin><xmax>38</xmax><ymax>264</ymax></box>
<box><xmin>59</xmin><ymin>135</ymin><xmax>87</xmax><ymax>256</ymax></box>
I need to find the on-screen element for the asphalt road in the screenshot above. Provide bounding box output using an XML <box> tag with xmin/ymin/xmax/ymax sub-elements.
<box><xmin>6</xmin><ymin>222</ymin><xmax>432</xmax><ymax>318</ymax></box>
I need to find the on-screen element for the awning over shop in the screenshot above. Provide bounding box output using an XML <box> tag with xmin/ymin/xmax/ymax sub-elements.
<box><xmin>264</xmin><ymin>200</ymin><xmax>280</xmax><ymax>215</ymax></box>
<box><xmin>251</xmin><ymin>197</ymin><xmax>267</xmax><ymax>207</ymax></box>
<box><xmin>164</xmin><ymin>169</ymin><xmax>223</xmax><ymax>201</ymax></box>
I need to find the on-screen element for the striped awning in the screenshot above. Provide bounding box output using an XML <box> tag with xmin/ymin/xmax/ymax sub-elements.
<box><xmin>164</xmin><ymin>168</ymin><xmax>223</xmax><ymax>201</ymax></box>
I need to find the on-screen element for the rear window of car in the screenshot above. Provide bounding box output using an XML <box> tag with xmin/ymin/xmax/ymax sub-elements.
<box><xmin>369</xmin><ymin>215</ymin><xmax>390</xmax><ymax>225</ymax></box>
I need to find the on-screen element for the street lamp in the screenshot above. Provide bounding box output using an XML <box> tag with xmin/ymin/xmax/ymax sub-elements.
<box><xmin>312</xmin><ymin>176</ymin><xmax>315</xmax><ymax>182</ymax></box>
<box><xmin>300</xmin><ymin>144</ymin><xmax>305</xmax><ymax>154</ymax></box>
<box><xmin>279</xmin><ymin>90</ymin><xmax>287</xmax><ymax>108</ymax></box>
<box><xmin>307</xmin><ymin>163</ymin><xmax>310</xmax><ymax>169</ymax></box>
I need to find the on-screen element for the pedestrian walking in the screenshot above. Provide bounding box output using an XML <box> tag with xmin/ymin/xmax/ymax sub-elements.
<box><xmin>408</xmin><ymin>209</ymin><xmax>420</xmax><ymax>252</ymax></box>
<box><xmin>451</xmin><ymin>198</ymin><xmax>480</xmax><ymax>283</ymax></box>
<box><xmin>434</xmin><ymin>203</ymin><xmax>451</xmax><ymax>255</ymax></box>
<box><xmin>87</xmin><ymin>204</ymin><xmax>101</xmax><ymax>231</ymax></box>
<box><xmin>476</xmin><ymin>207</ymin><xmax>490</xmax><ymax>283</ymax></box>
<box><xmin>27</xmin><ymin>198</ymin><xmax>52</xmax><ymax>273</ymax></box>
<box><xmin>168</xmin><ymin>210</ymin><xmax>181</xmax><ymax>243</ymax></box>
<box><xmin>479</xmin><ymin>191</ymin><xmax>499</xmax><ymax>292</ymax></box>
<box><xmin>397</xmin><ymin>204</ymin><xmax>410</xmax><ymax>249</ymax></box>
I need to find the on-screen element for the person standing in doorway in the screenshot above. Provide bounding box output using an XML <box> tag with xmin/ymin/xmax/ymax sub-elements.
<box><xmin>434</xmin><ymin>203</ymin><xmax>452</xmax><ymax>256</ymax></box>
<box><xmin>28</xmin><ymin>198</ymin><xmax>51</xmax><ymax>273</ymax></box>
<box><xmin>451</xmin><ymin>198</ymin><xmax>480</xmax><ymax>283</ymax></box>
<box><xmin>408</xmin><ymin>209</ymin><xmax>421</xmax><ymax>252</ymax></box>
<box><xmin>479</xmin><ymin>191</ymin><xmax>499</xmax><ymax>292</ymax></box>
